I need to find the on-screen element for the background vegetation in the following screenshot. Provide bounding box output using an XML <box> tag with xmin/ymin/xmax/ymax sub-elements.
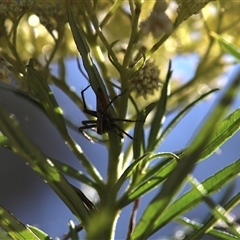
<box><xmin>0</xmin><ymin>0</ymin><xmax>240</xmax><ymax>239</ymax></box>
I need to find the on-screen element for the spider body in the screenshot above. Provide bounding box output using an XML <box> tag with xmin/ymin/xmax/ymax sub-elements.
<box><xmin>78</xmin><ymin>85</ymin><xmax>141</xmax><ymax>141</ymax></box>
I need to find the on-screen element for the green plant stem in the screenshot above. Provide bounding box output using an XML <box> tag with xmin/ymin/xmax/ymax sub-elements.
<box><xmin>82</xmin><ymin>1</ymin><xmax>122</xmax><ymax>72</ymax></box>
<box><xmin>106</xmin><ymin>133</ymin><xmax>122</xmax><ymax>190</ymax></box>
<box><xmin>125</xmin><ymin>27</ymin><xmax>174</xmax><ymax>81</ymax></box>
<box><xmin>4</xmin><ymin>26</ymin><xmax>25</xmax><ymax>75</ymax></box>
<box><xmin>86</xmin><ymin>207</ymin><xmax>120</xmax><ymax>240</ymax></box>
<box><xmin>44</xmin><ymin>31</ymin><xmax>63</xmax><ymax>72</ymax></box>
<box><xmin>122</xmin><ymin>1</ymin><xmax>142</xmax><ymax>69</ymax></box>
<box><xmin>100</xmin><ymin>0</ymin><xmax>123</xmax><ymax>28</ymax></box>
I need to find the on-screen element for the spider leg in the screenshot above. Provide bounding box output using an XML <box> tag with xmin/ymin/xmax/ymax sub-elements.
<box><xmin>81</xmin><ymin>120</ymin><xmax>97</xmax><ymax>125</ymax></box>
<box><xmin>81</xmin><ymin>86</ymin><xmax>98</xmax><ymax>117</ymax></box>
<box><xmin>81</xmin><ymin>85</ymin><xmax>91</xmax><ymax>110</ymax></box>
<box><xmin>108</xmin><ymin>117</ymin><xmax>144</xmax><ymax>139</ymax></box>
<box><xmin>78</xmin><ymin>124</ymin><xmax>97</xmax><ymax>143</ymax></box>
<box><xmin>79</xmin><ymin>86</ymin><xmax>99</xmax><ymax>142</ymax></box>
<box><xmin>111</xmin><ymin>118</ymin><xmax>145</xmax><ymax>123</ymax></box>
<box><xmin>106</xmin><ymin>89</ymin><xmax>128</xmax><ymax>110</ymax></box>
<box><xmin>112</xmin><ymin>123</ymin><xmax>134</xmax><ymax>139</ymax></box>
<box><xmin>101</xmin><ymin>89</ymin><xmax>145</xmax><ymax>124</ymax></box>
<box><xmin>83</xmin><ymin>109</ymin><xmax>98</xmax><ymax>118</ymax></box>
<box><xmin>78</xmin><ymin>124</ymin><xmax>97</xmax><ymax>132</ymax></box>
<box><xmin>96</xmin><ymin>88</ymin><xmax>128</xmax><ymax>112</ymax></box>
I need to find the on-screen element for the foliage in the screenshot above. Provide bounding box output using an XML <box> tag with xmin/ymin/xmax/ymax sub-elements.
<box><xmin>0</xmin><ymin>0</ymin><xmax>240</xmax><ymax>239</ymax></box>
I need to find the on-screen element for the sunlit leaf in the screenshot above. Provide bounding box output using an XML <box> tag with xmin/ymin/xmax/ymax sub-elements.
<box><xmin>133</xmin><ymin>102</ymin><xmax>155</xmax><ymax>159</ymax></box>
<box><xmin>160</xmin><ymin>88</ymin><xmax>219</xmax><ymax>144</ymax></box>
<box><xmin>142</xmin><ymin>159</ymin><xmax>240</xmax><ymax>238</ymax></box>
<box><xmin>211</xmin><ymin>32</ymin><xmax>240</xmax><ymax>61</ymax></box>
<box><xmin>0</xmin><ymin>205</ymin><xmax>45</xmax><ymax>240</ymax></box>
<box><xmin>27</xmin><ymin>225</ymin><xmax>51</xmax><ymax>239</ymax></box>
<box><xmin>27</xmin><ymin>59</ymin><xmax>68</xmax><ymax>135</ymax></box>
<box><xmin>131</xmin><ymin>67</ymin><xmax>240</xmax><ymax>240</ymax></box>
<box><xmin>147</xmin><ymin>61</ymin><xmax>172</xmax><ymax>151</ymax></box>
<box><xmin>188</xmin><ymin>192</ymin><xmax>240</xmax><ymax>239</ymax></box>
<box><xmin>200</xmin><ymin>108</ymin><xmax>240</xmax><ymax>161</ymax></box>
<box><xmin>177</xmin><ymin>217</ymin><xmax>238</xmax><ymax>240</ymax></box>
<box><xmin>67</xmin><ymin>1</ymin><xmax>105</xmax><ymax>94</ymax></box>
<box><xmin>188</xmin><ymin>175</ymin><xmax>240</xmax><ymax>238</ymax></box>
<box><xmin>118</xmin><ymin>152</ymin><xmax>178</xmax><ymax>208</ymax></box>
<box><xmin>0</xmin><ymin>103</ymin><xmax>91</xmax><ymax>226</ymax></box>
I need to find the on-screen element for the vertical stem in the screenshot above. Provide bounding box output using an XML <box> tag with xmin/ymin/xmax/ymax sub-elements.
<box><xmin>106</xmin><ymin>132</ymin><xmax>122</xmax><ymax>190</ymax></box>
<box><xmin>86</xmin><ymin>207</ymin><xmax>120</xmax><ymax>239</ymax></box>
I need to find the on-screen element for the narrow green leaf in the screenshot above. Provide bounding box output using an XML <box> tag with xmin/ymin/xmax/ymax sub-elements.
<box><xmin>199</xmin><ymin>108</ymin><xmax>240</xmax><ymax>161</ymax></box>
<box><xmin>189</xmin><ymin>192</ymin><xmax>240</xmax><ymax>239</ymax></box>
<box><xmin>188</xmin><ymin>175</ymin><xmax>240</xmax><ymax>238</ymax></box>
<box><xmin>0</xmin><ymin>205</ymin><xmax>40</xmax><ymax>240</ymax></box>
<box><xmin>131</xmin><ymin>103</ymin><xmax>158</xmax><ymax>190</ymax></box>
<box><xmin>118</xmin><ymin>152</ymin><xmax>178</xmax><ymax>208</ymax></box>
<box><xmin>67</xmin><ymin>2</ymin><xmax>118</xmax><ymax>121</ymax></box>
<box><xmin>0</xmin><ymin>131</ymin><xmax>9</xmax><ymax>147</ymax></box>
<box><xmin>177</xmin><ymin>217</ymin><xmax>238</xmax><ymax>240</ymax></box>
<box><xmin>133</xmin><ymin>102</ymin><xmax>155</xmax><ymax>159</ymax></box>
<box><xmin>131</xmin><ymin>71</ymin><xmax>240</xmax><ymax>239</ymax></box>
<box><xmin>50</xmin><ymin>158</ymin><xmax>99</xmax><ymax>191</ymax></box>
<box><xmin>121</xmin><ymin>108</ymin><xmax>240</xmax><ymax>208</ymax></box>
<box><xmin>148</xmin><ymin>107</ymin><xmax>240</xmax><ymax>178</ymax></box>
<box><xmin>0</xmin><ymin>103</ymin><xmax>91</xmax><ymax>227</ymax></box>
<box><xmin>109</xmin><ymin>153</ymin><xmax>150</xmax><ymax>208</ymax></box>
<box><xmin>27</xmin><ymin>225</ymin><xmax>51</xmax><ymax>239</ymax></box>
<box><xmin>211</xmin><ymin>32</ymin><xmax>240</xmax><ymax>61</ymax></box>
<box><xmin>67</xmin><ymin>1</ymin><xmax>105</xmax><ymax>94</ymax></box>
<box><xmin>27</xmin><ymin>60</ymin><xmax>103</xmax><ymax>186</ymax></box>
<box><xmin>27</xmin><ymin>59</ymin><xmax>68</xmax><ymax>135</ymax></box>
<box><xmin>147</xmin><ymin>60</ymin><xmax>172</xmax><ymax>151</ymax></box>
<box><xmin>160</xmin><ymin>88</ymin><xmax>219</xmax><ymax>144</ymax></box>
<box><xmin>142</xmin><ymin>159</ymin><xmax>240</xmax><ymax>238</ymax></box>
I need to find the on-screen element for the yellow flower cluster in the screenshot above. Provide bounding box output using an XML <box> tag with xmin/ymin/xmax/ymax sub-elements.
<box><xmin>130</xmin><ymin>60</ymin><xmax>162</xmax><ymax>99</ymax></box>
